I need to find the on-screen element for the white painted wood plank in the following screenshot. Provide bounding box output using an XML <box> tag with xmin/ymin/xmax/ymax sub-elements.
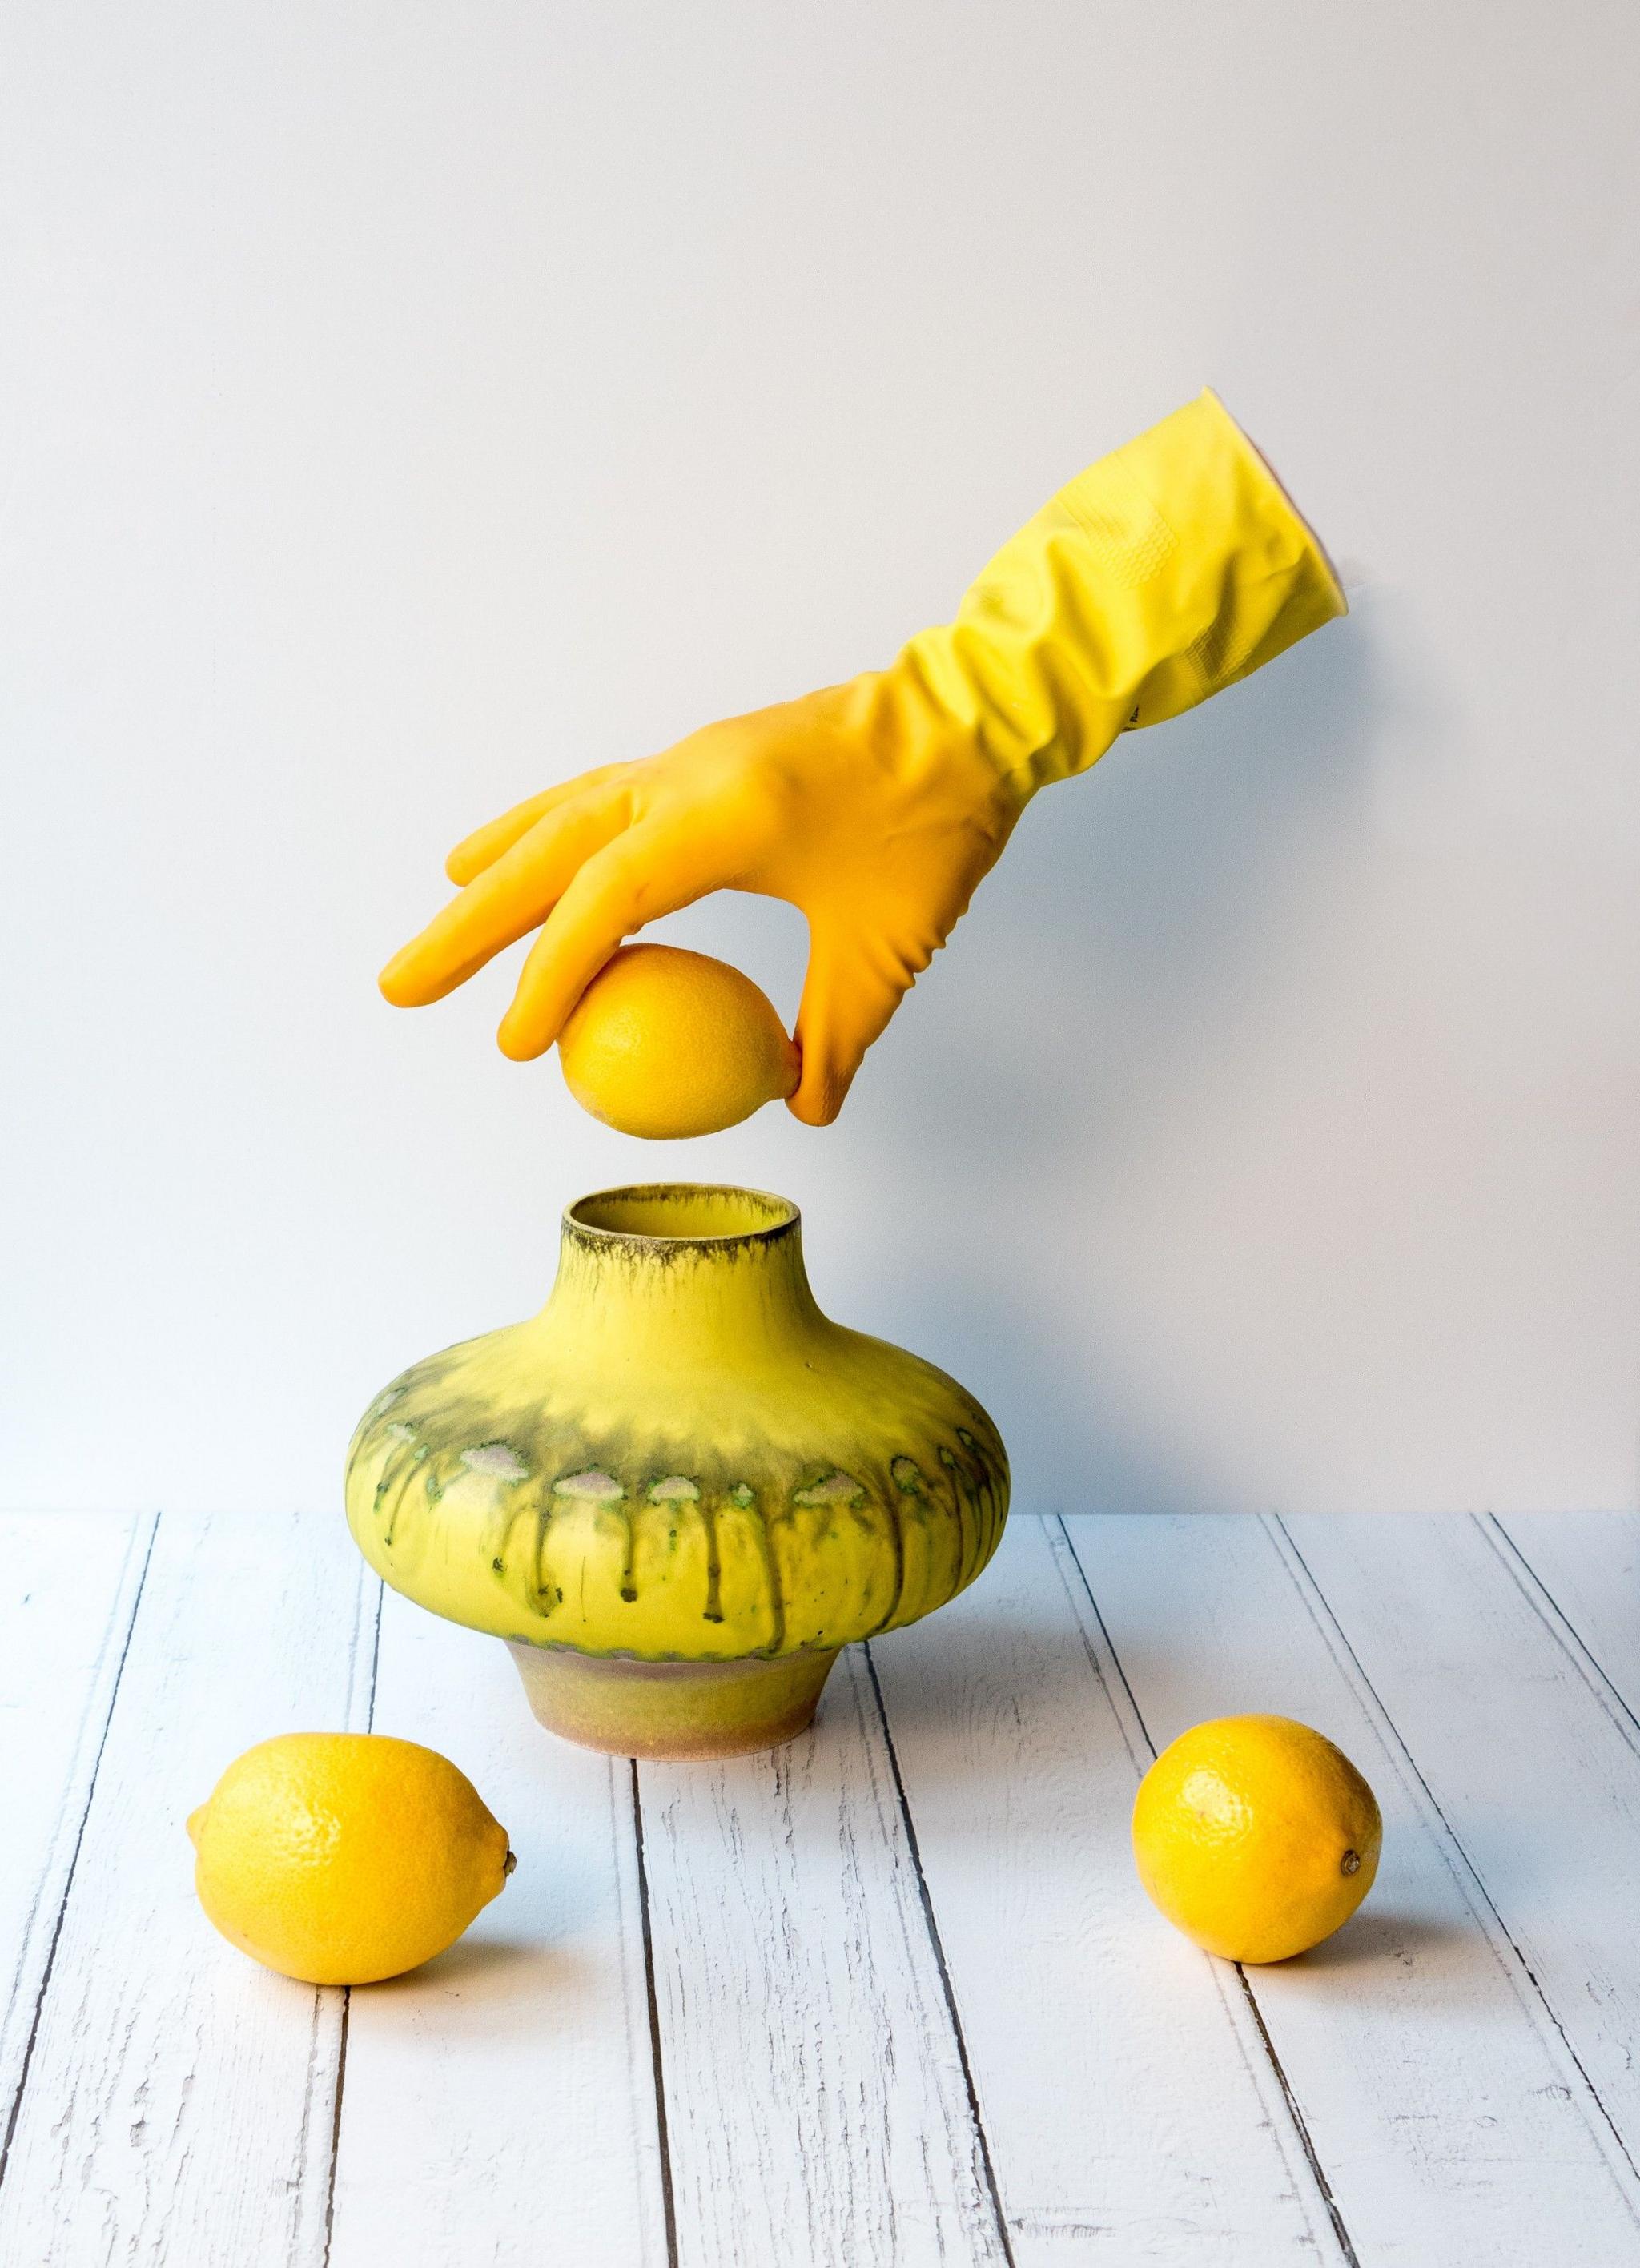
<box><xmin>1068</xmin><ymin>1513</ymin><xmax>1640</xmax><ymax>2268</ymax></box>
<box><xmin>1495</xmin><ymin>1513</ymin><xmax>1640</xmax><ymax>1725</ymax></box>
<box><xmin>639</xmin><ymin>1643</ymin><xmax>1009</xmax><ymax>2268</ymax></box>
<box><xmin>1286</xmin><ymin>1511</ymin><xmax>1640</xmax><ymax>2207</ymax></box>
<box><xmin>0</xmin><ymin>1511</ymin><xmax>379</xmax><ymax>2268</ymax></box>
<box><xmin>0</xmin><ymin>1514</ymin><xmax>152</xmax><ymax>2149</ymax></box>
<box><xmin>868</xmin><ymin>1514</ymin><xmax>1338</xmax><ymax>2268</ymax></box>
<box><xmin>327</xmin><ymin>1589</ymin><xmax>667</xmax><ymax>2268</ymax></box>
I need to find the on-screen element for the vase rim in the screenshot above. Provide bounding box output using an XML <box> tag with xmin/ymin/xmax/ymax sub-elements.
<box><xmin>564</xmin><ymin>1183</ymin><xmax>800</xmax><ymax>1252</ymax></box>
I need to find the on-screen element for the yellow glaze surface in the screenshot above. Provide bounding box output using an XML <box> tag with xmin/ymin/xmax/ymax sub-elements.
<box><xmin>345</xmin><ymin>1185</ymin><xmax>1008</xmax><ymax>1665</ymax></box>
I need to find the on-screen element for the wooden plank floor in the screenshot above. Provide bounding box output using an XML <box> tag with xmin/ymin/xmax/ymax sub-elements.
<box><xmin>4</xmin><ymin>1513</ymin><xmax>1639</xmax><ymax>2266</ymax></box>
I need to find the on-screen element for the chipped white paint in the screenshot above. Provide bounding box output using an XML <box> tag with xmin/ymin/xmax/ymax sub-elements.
<box><xmin>326</xmin><ymin>1587</ymin><xmax>667</xmax><ymax>2268</ymax></box>
<box><xmin>1491</xmin><ymin>1514</ymin><xmax>1640</xmax><ymax>1725</ymax></box>
<box><xmin>647</xmin><ymin>1474</ymin><xmax>701</xmax><ymax>1504</ymax></box>
<box><xmin>0</xmin><ymin>1513</ymin><xmax>378</xmax><ymax>2268</ymax></box>
<box><xmin>867</xmin><ymin>1516</ymin><xmax>1335</xmax><ymax>2266</ymax></box>
<box><xmin>0</xmin><ymin>1514</ymin><xmax>152</xmax><ymax>2142</ymax></box>
<box><xmin>1064</xmin><ymin>1514</ymin><xmax>1640</xmax><ymax>2264</ymax></box>
<box><xmin>638</xmin><ymin>1645</ymin><xmax>1010</xmax><ymax>2268</ymax></box>
<box><xmin>1287</xmin><ymin>1511</ymin><xmax>1640</xmax><ymax>2187</ymax></box>
<box><xmin>8</xmin><ymin>1510</ymin><xmax>1640</xmax><ymax>2266</ymax></box>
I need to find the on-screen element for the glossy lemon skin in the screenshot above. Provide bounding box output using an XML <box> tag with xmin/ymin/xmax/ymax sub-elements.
<box><xmin>557</xmin><ymin>943</ymin><xmax>798</xmax><ymax>1139</ymax></box>
<box><xmin>1132</xmin><ymin>1714</ymin><xmax>1381</xmax><ymax>1964</ymax></box>
<box><xmin>188</xmin><ymin>1733</ymin><xmax>513</xmax><ymax>1986</ymax></box>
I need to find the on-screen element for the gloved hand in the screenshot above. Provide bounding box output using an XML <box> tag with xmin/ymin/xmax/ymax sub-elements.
<box><xmin>380</xmin><ymin>390</ymin><xmax>1345</xmax><ymax>1124</ymax></box>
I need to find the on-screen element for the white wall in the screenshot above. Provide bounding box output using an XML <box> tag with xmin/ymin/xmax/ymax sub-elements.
<box><xmin>4</xmin><ymin>2</ymin><xmax>1637</xmax><ymax>1518</ymax></box>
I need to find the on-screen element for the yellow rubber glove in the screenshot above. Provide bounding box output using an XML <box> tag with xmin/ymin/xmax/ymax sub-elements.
<box><xmin>381</xmin><ymin>390</ymin><xmax>1345</xmax><ymax>1124</ymax></box>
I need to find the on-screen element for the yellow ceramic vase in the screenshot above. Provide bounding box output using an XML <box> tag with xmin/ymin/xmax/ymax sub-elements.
<box><xmin>344</xmin><ymin>1185</ymin><xmax>1009</xmax><ymax>1759</ymax></box>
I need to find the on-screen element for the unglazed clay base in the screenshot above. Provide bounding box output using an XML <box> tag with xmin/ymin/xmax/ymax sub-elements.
<box><xmin>504</xmin><ymin>1640</ymin><xmax>840</xmax><ymax>1760</ymax></box>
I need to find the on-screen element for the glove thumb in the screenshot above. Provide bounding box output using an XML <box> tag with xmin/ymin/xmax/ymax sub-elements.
<box><xmin>789</xmin><ymin>921</ymin><xmax>919</xmax><ymax>1126</ymax></box>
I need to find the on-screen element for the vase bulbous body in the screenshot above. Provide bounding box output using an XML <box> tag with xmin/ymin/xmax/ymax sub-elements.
<box><xmin>344</xmin><ymin>1185</ymin><xmax>1009</xmax><ymax>1758</ymax></box>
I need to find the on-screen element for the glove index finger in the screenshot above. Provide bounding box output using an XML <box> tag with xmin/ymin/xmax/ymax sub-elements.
<box><xmin>380</xmin><ymin>782</ymin><xmax>629</xmax><ymax>1007</ymax></box>
<box><xmin>496</xmin><ymin>819</ymin><xmax>717</xmax><ymax>1060</ymax></box>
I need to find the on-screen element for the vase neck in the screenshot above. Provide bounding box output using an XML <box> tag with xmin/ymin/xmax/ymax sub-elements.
<box><xmin>537</xmin><ymin>1186</ymin><xmax>825</xmax><ymax>1366</ymax></box>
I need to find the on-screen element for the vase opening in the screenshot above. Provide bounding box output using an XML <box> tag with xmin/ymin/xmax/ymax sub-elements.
<box><xmin>567</xmin><ymin>1184</ymin><xmax>798</xmax><ymax>1245</ymax></box>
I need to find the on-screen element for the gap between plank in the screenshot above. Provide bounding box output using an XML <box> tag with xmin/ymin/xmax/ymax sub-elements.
<box><xmin>630</xmin><ymin>1760</ymin><xmax>681</xmax><ymax>2268</ymax></box>
<box><xmin>1269</xmin><ymin>1514</ymin><xmax>1640</xmax><ymax>2210</ymax></box>
<box><xmin>1047</xmin><ymin>1515</ymin><xmax>1361</xmax><ymax>2268</ymax></box>
<box><xmin>0</xmin><ymin>1510</ymin><xmax>160</xmax><ymax>2197</ymax></box>
<box><xmin>862</xmin><ymin>1642</ymin><xmax>1019</xmax><ymax>2268</ymax></box>
<box><xmin>1480</xmin><ymin>1514</ymin><xmax>1640</xmax><ymax>1758</ymax></box>
<box><xmin>320</xmin><ymin>1570</ymin><xmax>385</xmax><ymax>2268</ymax></box>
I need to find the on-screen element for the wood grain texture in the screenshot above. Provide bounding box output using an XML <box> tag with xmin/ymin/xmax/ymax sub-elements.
<box><xmin>1287</xmin><ymin>1511</ymin><xmax>1640</xmax><ymax>2201</ymax></box>
<box><xmin>1067</xmin><ymin>1513</ymin><xmax>1640</xmax><ymax>2266</ymax></box>
<box><xmin>10</xmin><ymin>1509</ymin><xmax>1640</xmax><ymax>2266</ymax></box>
<box><xmin>1495</xmin><ymin>1513</ymin><xmax>1640</xmax><ymax>1726</ymax></box>
<box><xmin>0</xmin><ymin>1514</ymin><xmax>152</xmax><ymax>2155</ymax></box>
<box><xmin>637</xmin><ymin>1643</ymin><xmax>1010</xmax><ymax>2268</ymax></box>
<box><xmin>867</xmin><ymin>1514</ymin><xmax>1339</xmax><ymax>2267</ymax></box>
<box><xmin>327</xmin><ymin>1589</ymin><xmax>669</xmax><ymax>2268</ymax></box>
<box><xmin>0</xmin><ymin>1511</ymin><xmax>379</xmax><ymax>2268</ymax></box>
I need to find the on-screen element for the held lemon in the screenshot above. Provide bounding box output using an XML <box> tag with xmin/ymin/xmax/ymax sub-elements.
<box><xmin>557</xmin><ymin>943</ymin><xmax>798</xmax><ymax>1138</ymax></box>
<box><xmin>187</xmin><ymin>1732</ymin><xmax>515</xmax><ymax>1985</ymax></box>
<box><xmin>1132</xmin><ymin>1713</ymin><xmax>1381</xmax><ymax>1964</ymax></box>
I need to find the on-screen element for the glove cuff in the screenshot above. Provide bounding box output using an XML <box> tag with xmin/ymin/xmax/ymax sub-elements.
<box><xmin>1075</xmin><ymin>388</ymin><xmax>1348</xmax><ymax>724</ymax></box>
<box><xmin>895</xmin><ymin>390</ymin><xmax>1347</xmax><ymax>805</ymax></box>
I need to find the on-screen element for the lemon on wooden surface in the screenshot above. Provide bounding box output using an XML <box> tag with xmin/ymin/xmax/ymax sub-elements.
<box><xmin>1132</xmin><ymin>1714</ymin><xmax>1381</xmax><ymax>1964</ymax></box>
<box><xmin>187</xmin><ymin>1732</ymin><xmax>514</xmax><ymax>1986</ymax></box>
<box><xmin>557</xmin><ymin>943</ymin><xmax>799</xmax><ymax>1139</ymax></box>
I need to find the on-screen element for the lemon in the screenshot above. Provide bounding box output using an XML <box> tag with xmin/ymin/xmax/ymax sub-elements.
<box><xmin>187</xmin><ymin>1732</ymin><xmax>514</xmax><ymax>1985</ymax></box>
<box><xmin>1132</xmin><ymin>1714</ymin><xmax>1381</xmax><ymax>1964</ymax></box>
<box><xmin>557</xmin><ymin>943</ymin><xmax>798</xmax><ymax>1139</ymax></box>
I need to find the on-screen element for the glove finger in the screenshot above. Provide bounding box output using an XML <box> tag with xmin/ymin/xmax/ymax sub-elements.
<box><xmin>789</xmin><ymin>927</ymin><xmax>918</xmax><ymax>1126</ymax></box>
<box><xmin>380</xmin><ymin>780</ymin><xmax>630</xmax><ymax>1007</ymax></box>
<box><xmin>445</xmin><ymin>766</ymin><xmax>633</xmax><ymax>885</ymax></box>
<box><xmin>496</xmin><ymin>818</ymin><xmax>719</xmax><ymax>1060</ymax></box>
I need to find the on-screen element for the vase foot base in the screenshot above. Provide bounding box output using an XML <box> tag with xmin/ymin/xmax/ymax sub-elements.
<box><xmin>504</xmin><ymin>1641</ymin><xmax>840</xmax><ymax>1760</ymax></box>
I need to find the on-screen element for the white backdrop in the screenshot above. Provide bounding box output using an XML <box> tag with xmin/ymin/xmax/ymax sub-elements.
<box><xmin>4</xmin><ymin>2</ymin><xmax>1637</xmax><ymax>1518</ymax></box>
